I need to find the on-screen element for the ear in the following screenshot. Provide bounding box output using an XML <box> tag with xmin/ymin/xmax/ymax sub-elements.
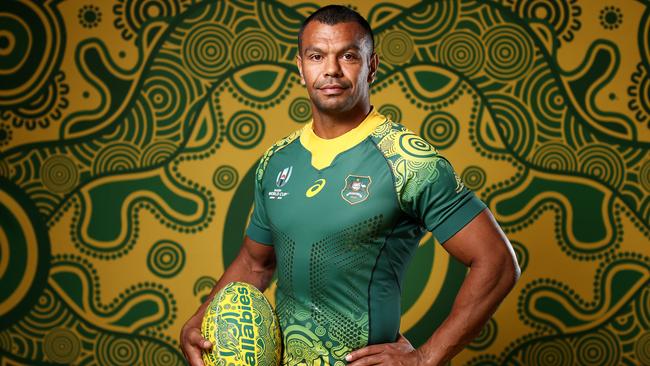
<box><xmin>368</xmin><ymin>52</ymin><xmax>379</xmax><ymax>84</ymax></box>
<box><xmin>296</xmin><ymin>55</ymin><xmax>306</xmax><ymax>85</ymax></box>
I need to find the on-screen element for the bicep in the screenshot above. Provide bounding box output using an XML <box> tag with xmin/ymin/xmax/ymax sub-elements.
<box><xmin>441</xmin><ymin>208</ymin><xmax>516</xmax><ymax>268</ymax></box>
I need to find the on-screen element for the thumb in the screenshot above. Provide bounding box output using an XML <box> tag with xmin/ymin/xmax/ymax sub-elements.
<box><xmin>397</xmin><ymin>333</ymin><xmax>412</xmax><ymax>346</ymax></box>
<box><xmin>200</xmin><ymin>339</ymin><xmax>213</xmax><ymax>350</ymax></box>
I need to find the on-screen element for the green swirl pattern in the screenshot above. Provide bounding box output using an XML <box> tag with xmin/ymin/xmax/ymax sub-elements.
<box><xmin>0</xmin><ymin>1</ymin><xmax>648</xmax><ymax>365</ymax></box>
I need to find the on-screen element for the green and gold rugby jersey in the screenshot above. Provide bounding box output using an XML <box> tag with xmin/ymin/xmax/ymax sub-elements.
<box><xmin>245</xmin><ymin>108</ymin><xmax>486</xmax><ymax>366</ymax></box>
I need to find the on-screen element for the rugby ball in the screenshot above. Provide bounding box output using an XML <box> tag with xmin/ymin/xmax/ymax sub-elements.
<box><xmin>201</xmin><ymin>282</ymin><xmax>282</xmax><ymax>366</ymax></box>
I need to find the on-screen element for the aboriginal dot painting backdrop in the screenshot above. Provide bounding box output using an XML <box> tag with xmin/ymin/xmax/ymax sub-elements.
<box><xmin>1</xmin><ymin>0</ymin><xmax>649</xmax><ymax>365</ymax></box>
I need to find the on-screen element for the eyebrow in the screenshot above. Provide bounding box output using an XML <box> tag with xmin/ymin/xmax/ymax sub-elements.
<box><xmin>303</xmin><ymin>44</ymin><xmax>362</xmax><ymax>54</ymax></box>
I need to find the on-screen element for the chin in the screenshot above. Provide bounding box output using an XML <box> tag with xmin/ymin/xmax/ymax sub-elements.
<box><xmin>314</xmin><ymin>97</ymin><xmax>355</xmax><ymax>114</ymax></box>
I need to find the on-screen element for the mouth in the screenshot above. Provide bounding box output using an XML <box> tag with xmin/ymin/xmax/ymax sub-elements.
<box><xmin>318</xmin><ymin>84</ymin><xmax>348</xmax><ymax>95</ymax></box>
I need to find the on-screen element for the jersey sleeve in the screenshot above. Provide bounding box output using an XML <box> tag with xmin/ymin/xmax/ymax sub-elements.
<box><xmin>402</xmin><ymin>156</ymin><xmax>487</xmax><ymax>244</ymax></box>
<box><xmin>245</xmin><ymin>160</ymin><xmax>274</xmax><ymax>246</ymax></box>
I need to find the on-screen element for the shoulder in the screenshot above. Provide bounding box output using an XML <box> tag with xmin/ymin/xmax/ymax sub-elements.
<box><xmin>255</xmin><ymin>128</ymin><xmax>303</xmax><ymax>182</ymax></box>
<box><xmin>370</xmin><ymin>120</ymin><xmax>464</xmax><ymax>203</ymax></box>
<box><xmin>370</xmin><ymin>120</ymin><xmax>442</xmax><ymax>165</ymax></box>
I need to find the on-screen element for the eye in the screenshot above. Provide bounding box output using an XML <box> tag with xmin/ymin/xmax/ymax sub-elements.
<box><xmin>309</xmin><ymin>54</ymin><xmax>323</xmax><ymax>61</ymax></box>
<box><xmin>342</xmin><ymin>53</ymin><xmax>356</xmax><ymax>60</ymax></box>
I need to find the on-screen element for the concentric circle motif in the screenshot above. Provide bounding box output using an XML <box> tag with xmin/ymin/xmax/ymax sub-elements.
<box><xmin>531</xmin><ymin>142</ymin><xmax>578</xmax><ymax>172</ymax></box>
<box><xmin>213</xmin><ymin>165</ymin><xmax>239</xmax><ymax>191</ymax></box>
<box><xmin>420</xmin><ymin>111</ymin><xmax>459</xmax><ymax>150</ymax></box>
<box><xmin>182</xmin><ymin>22</ymin><xmax>233</xmax><ymax>81</ymax></box>
<box><xmin>145</xmin><ymin>72</ymin><xmax>184</xmax><ymax>122</ymax></box>
<box><xmin>461</xmin><ymin>165</ymin><xmax>486</xmax><ymax>191</ymax></box>
<box><xmin>524</xmin><ymin>338</ymin><xmax>574</xmax><ymax>366</ymax></box>
<box><xmin>231</xmin><ymin>29</ymin><xmax>279</xmax><ymax>66</ymax></box>
<box><xmin>378</xmin><ymin>104</ymin><xmax>402</xmax><ymax>123</ymax></box>
<box><xmin>512</xmin><ymin>0</ymin><xmax>581</xmax><ymax>44</ymax></box>
<box><xmin>227</xmin><ymin>110</ymin><xmax>265</xmax><ymax>149</ymax></box>
<box><xmin>0</xmin><ymin>178</ymin><xmax>50</xmax><ymax>330</ymax></box>
<box><xmin>0</xmin><ymin>29</ymin><xmax>15</xmax><ymax>58</ymax></box>
<box><xmin>96</xmin><ymin>334</ymin><xmax>139</xmax><ymax>366</ymax></box>
<box><xmin>438</xmin><ymin>30</ymin><xmax>485</xmax><ymax>77</ymax></box>
<box><xmin>397</xmin><ymin>133</ymin><xmax>438</xmax><ymax>159</ymax></box>
<box><xmin>379</xmin><ymin>29</ymin><xmax>414</xmax><ymax>65</ymax></box>
<box><xmin>577</xmin><ymin>144</ymin><xmax>625</xmax><ymax>189</ymax></box>
<box><xmin>0</xmin><ymin>0</ymin><xmax>60</xmax><ymax>106</ymax></box>
<box><xmin>43</xmin><ymin>328</ymin><xmax>81</xmax><ymax>364</ymax></box>
<box><xmin>289</xmin><ymin>97</ymin><xmax>312</xmax><ymax>123</ymax></box>
<box><xmin>575</xmin><ymin>328</ymin><xmax>620</xmax><ymax>366</ymax></box>
<box><xmin>30</xmin><ymin>287</ymin><xmax>67</xmax><ymax>329</ymax></box>
<box><xmin>92</xmin><ymin>143</ymin><xmax>140</xmax><ymax>175</ymax></box>
<box><xmin>143</xmin><ymin>342</ymin><xmax>178</xmax><ymax>365</ymax></box>
<box><xmin>141</xmin><ymin>141</ymin><xmax>177</xmax><ymax>167</ymax></box>
<box><xmin>636</xmin><ymin>332</ymin><xmax>650</xmax><ymax>366</ymax></box>
<box><xmin>40</xmin><ymin>155</ymin><xmax>79</xmax><ymax>194</ymax></box>
<box><xmin>484</xmin><ymin>24</ymin><xmax>534</xmax><ymax>81</ymax></box>
<box><xmin>147</xmin><ymin>240</ymin><xmax>185</xmax><ymax>278</ymax></box>
<box><xmin>113</xmin><ymin>0</ymin><xmax>186</xmax><ymax>41</ymax></box>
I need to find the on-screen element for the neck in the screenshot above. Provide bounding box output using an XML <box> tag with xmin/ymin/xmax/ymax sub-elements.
<box><xmin>311</xmin><ymin>101</ymin><xmax>372</xmax><ymax>139</ymax></box>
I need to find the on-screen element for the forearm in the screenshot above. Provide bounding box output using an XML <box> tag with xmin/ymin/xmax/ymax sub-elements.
<box><xmin>417</xmin><ymin>260</ymin><xmax>519</xmax><ymax>365</ymax></box>
<box><xmin>194</xmin><ymin>249</ymin><xmax>275</xmax><ymax>316</ymax></box>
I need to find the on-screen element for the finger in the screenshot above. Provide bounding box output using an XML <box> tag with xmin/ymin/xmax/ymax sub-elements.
<box><xmin>347</xmin><ymin>354</ymin><xmax>384</xmax><ymax>366</ymax></box>
<box><xmin>188</xmin><ymin>328</ymin><xmax>213</xmax><ymax>350</ymax></box>
<box><xmin>346</xmin><ymin>345</ymin><xmax>386</xmax><ymax>362</ymax></box>
<box><xmin>185</xmin><ymin>346</ymin><xmax>206</xmax><ymax>366</ymax></box>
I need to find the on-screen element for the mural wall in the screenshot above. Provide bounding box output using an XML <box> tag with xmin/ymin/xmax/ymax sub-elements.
<box><xmin>0</xmin><ymin>0</ymin><xmax>648</xmax><ymax>364</ymax></box>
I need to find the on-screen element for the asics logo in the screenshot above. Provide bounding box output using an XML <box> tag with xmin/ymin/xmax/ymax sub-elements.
<box><xmin>306</xmin><ymin>179</ymin><xmax>326</xmax><ymax>198</ymax></box>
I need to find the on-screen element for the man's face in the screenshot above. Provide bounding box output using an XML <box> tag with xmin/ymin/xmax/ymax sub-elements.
<box><xmin>296</xmin><ymin>21</ymin><xmax>378</xmax><ymax>114</ymax></box>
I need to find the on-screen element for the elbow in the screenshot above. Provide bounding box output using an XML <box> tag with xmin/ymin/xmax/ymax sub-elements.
<box><xmin>501</xmin><ymin>249</ymin><xmax>521</xmax><ymax>291</ymax></box>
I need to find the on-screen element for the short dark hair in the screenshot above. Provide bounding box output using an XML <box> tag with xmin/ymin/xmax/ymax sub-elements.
<box><xmin>298</xmin><ymin>5</ymin><xmax>374</xmax><ymax>53</ymax></box>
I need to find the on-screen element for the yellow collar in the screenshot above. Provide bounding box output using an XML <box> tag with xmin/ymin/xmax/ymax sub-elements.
<box><xmin>300</xmin><ymin>108</ymin><xmax>386</xmax><ymax>170</ymax></box>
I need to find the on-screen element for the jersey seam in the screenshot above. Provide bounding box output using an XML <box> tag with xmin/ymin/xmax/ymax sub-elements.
<box><xmin>370</xmin><ymin>135</ymin><xmax>426</xmax><ymax>229</ymax></box>
<box><xmin>259</xmin><ymin>137</ymin><xmax>302</xmax><ymax>188</ymax></box>
<box><xmin>370</xmin><ymin>137</ymin><xmax>402</xmax><ymax>215</ymax></box>
<box><xmin>367</xmin><ymin>217</ymin><xmax>402</xmax><ymax>344</ymax></box>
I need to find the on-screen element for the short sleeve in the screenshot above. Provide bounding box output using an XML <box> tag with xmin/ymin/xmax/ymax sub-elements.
<box><xmin>245</xmin><ymin>164</ymin><xmax>274</xmax><ymax>246</ymax></box>
<box><xmin>405</xmin><ymin>157</ymin><xmax>486</xmax><ymax>244</ymax></box>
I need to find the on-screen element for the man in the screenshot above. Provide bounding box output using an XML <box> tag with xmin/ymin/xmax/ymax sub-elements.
<box><xmin>181</xmin><ymin>5</ymin><xmax>520</xmax><ymax>366</ymax></box>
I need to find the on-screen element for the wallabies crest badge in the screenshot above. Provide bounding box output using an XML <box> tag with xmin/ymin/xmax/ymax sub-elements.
<box><xmin>341</xmin><ymin>175</ymin><xmax>371</xmax><ymax>205</ymax></box>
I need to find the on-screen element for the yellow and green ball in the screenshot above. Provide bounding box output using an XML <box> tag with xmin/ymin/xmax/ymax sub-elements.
<box><xmin>201</xmin><ymin>282</ymin><xmax>282</xmax><ymax>366</ymax></box>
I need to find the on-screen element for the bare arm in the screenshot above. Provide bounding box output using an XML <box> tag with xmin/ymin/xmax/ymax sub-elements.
<box><xmin>180</xmin><ymin>236</ymin><xmax>276</xmax><ymax>366</ymax></box>
<box><xmin>416</xmin><ymin>208</ymin><xmax>520</xmax><ymax>365</ymax></box>
<box><xmin>347</xmin><ymin>208</ymin><xmax>520</xmax><ymax>366</ymax></box>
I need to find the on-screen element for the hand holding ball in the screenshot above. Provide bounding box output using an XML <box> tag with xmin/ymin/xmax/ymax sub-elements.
<box><xmin>201</xmin><ymin>282</ymin><xmax>282</xmax><ymax>366</ymax></box>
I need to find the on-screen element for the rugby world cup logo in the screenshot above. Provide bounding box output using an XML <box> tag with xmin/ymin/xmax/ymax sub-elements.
<box><xmin>276</xmin><ymin>166</ymin><xmax>293</xmax><ymax>188</ymax></box>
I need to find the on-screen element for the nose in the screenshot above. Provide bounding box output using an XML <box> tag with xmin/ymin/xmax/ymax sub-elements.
<box><xmin>324</xmin><ymin>55</ymin><xmax>343</xmax><ymax>78</ymax></box>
